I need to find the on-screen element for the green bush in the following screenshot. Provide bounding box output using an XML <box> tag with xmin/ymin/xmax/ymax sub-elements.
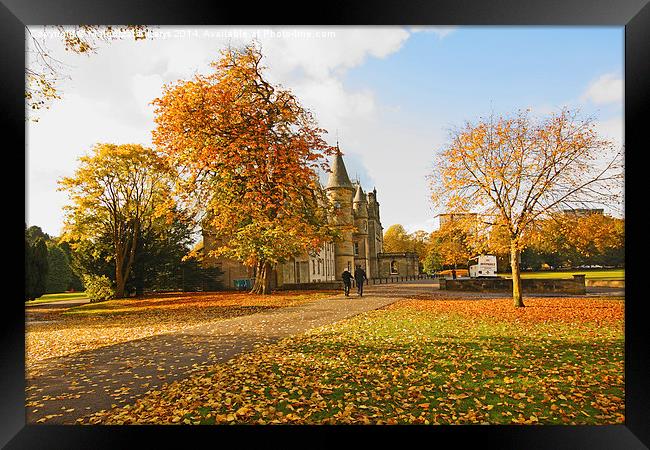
<box><xmin>82</xmin><ymin>274</ymin><xmax>115</xmax><ymax>303</ymax></box>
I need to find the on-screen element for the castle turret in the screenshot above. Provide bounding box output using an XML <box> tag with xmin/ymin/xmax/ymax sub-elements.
<box><xmin>366</xmin><ymin>187</ymin><xmax>383</xmax><ymax>278</ymax></box>
<box><xmin>353</xmin><ymin>184</ymin><xmax>369</xmax><ymax>273</ymax></box>
<box><xmin>326</xmin><ymin>149</ymin><xmax>355</xmax><ymax>279</ymax></box>
<box><xmin>353</xmin><ymin>183</ymin><xmax>368</xmax><ymax>217</ymax></box>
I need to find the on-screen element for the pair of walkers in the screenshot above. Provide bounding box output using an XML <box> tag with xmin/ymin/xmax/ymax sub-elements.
<box><xmin>342</xmin><ymin>265</ymin><xmax>368</xmax><ymax>297</ymax></box>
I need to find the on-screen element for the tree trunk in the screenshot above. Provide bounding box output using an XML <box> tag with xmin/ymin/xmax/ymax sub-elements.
<box><xmin>114</xmin><ymin>222</ymin><xmax>140</xmax><ymax>299</ymax></box>
<box><xmin>510</xmin><ymin>242</ymin><xmax>525</xmax><ymax>307</ymax></box>
<box><xmin>250</xmin><ymin>260</ymin><xmax>272</xmax><ymax>295</ymax></box>
<box><xmin>115</xmin><ymin>252</ymin><xmax>126</xmax><ymax>299</ymax></box>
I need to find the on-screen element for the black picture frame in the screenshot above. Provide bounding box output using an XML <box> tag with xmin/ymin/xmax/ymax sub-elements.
<box><xmin>3</xmin><ymin>0</ymin><xmax>648</xmax><ymax>448</ymax></box>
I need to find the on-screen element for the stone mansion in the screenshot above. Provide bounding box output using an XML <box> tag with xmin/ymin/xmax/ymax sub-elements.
<box><xmin>201</xmin><ymin>149</ymin><xmax>419</xmax><ymax>289</ymax></box>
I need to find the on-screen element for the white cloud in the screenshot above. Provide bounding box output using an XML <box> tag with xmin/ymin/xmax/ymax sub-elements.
<box><xmin>132</xmin><ymin>73</ymin><xmax>165</xmax><ymax>117</ymax></box>
<box><xmin>261</xmin><ymin>27</ymin><xmax>411</xmax><ymax>81</ymax></box>
<box><xmin>581</xmin><ymin>73</ymin><xmax>623</xmax><ymax>105</ymax></box>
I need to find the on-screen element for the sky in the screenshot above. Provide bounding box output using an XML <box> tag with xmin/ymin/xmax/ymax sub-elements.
<box><xmin>26</xmin><ymin>26</ymin><xmax>624</xmax><ymax>238</ymax></box>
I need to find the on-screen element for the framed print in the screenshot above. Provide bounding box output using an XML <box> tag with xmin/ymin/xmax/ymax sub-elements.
<box><xmin>3</xmin><ymin>0</ymin><xmax>649</xmax><ymax>448</ymax></box>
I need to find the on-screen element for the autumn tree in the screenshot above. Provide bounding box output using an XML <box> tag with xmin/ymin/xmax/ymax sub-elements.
<box><xmin>525</xmin><ymin>212</ymin><xmax>624</xmax><ymax>269</ymax></box>
<box><xmin>26</xmin><ymin>25</ymin><xmax>148</xmax><ymax>118</ymax></box>
<box><xmin>152</xmin><ymin>44</ymin><xmax>338</xmax><ymax>294</ymax></box>
<box><xmin>59</xmin><ymin>143</ymin><xmax>174</xmax><ymax>299</ymax></box>
<box><xmin>383</xmin><ymin>224</ymin><xmax>413</xmax><ymax>253</ymax></box>
<box><xmin>427</xmin><ymin>221</ymin><xmax>473</xmax><ymax>270</ymax></box>
<box><xmin>430</xmin><ymin>109</ymin><xmax>622</xmax><ymax>307</ymax></box>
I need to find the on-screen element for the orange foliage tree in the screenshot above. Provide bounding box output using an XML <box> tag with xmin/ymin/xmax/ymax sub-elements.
<box><xmin>526</xmin><ymin>212</ymin><xmax>624</xmax><ymax>268</ymax></box>
<box><xmin>152</xmin><ymin>44</ymin><xmax>338</xmax><ymax>294</ymax></box>
<box><xmin>430</xmin><ymin>109</ymin><xmax>622</xmax><ymax>307</ymax></box>
<box><xmin>427</xmin><ymin>220</ymin><xmax>474</xmax><ymax>270</ymax></box>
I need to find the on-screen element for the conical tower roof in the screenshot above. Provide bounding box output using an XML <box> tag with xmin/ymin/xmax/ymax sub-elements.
<box><xmin>326</xmin><ymin>149</ymin><xmax>354</xmax><ymax>190</ymax></box>
<box><xmin>353</xmin><ymin>183</ymin><xmax>367</xmax><ymax>203</ymax></box>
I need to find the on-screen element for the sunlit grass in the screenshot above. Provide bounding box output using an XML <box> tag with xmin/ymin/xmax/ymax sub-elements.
<box><xmin>498</xmin><ymin>269</ymin><xmax>624</xmax><ymax>280</ymax></box>
<box><xmin>26</xmin><ymin>292</ymin><xmax>88</xmax><ymax>305</ymax></box>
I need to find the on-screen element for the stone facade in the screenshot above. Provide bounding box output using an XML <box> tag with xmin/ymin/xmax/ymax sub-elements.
<box><xmin>377</xmin><ymin>252</ymin><xmax>419</xmax><ymax>278</ymax></box>
<box><xmin>201</xmin><ymin>149</ymin><xmax>419</xmax><ymax>289</ymax></box>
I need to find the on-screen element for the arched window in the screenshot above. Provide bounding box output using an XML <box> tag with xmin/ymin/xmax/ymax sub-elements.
<box><xmin>390</xmin><ymin>260</ymin><xmax>398</xmax><ymax>274</ymax></box>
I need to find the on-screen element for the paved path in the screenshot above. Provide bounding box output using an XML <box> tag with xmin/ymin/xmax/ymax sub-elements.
<box><xmin>26</xmin><ymin>291</ymin><xmax>400</xmax><ymax>424</ymax></box>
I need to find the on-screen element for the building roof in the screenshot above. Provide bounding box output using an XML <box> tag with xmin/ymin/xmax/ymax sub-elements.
<box><xmin>326</xmin><ymin>150</ymin><xmax>354</xmax><ymax>190</ymax></box>
<box><xmin>353</xmin><ymin>184</ymin><xmax>367</xmax><ymax>203</ymax></box>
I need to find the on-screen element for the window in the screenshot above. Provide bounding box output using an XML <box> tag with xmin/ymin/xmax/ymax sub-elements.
<box><xmin>312</xmin><ymin>260</ymin><xmax>316</xmax><ymax>275</ymax></box>
<box><xmin>354</xmin><ymin>242</ymin><xmax>359</xmax><ymax>256</ymax></box>
<box><xmin>390</xmin><ymin>260</ymin><xmax>398</xmax><ymax>274</ymax></box>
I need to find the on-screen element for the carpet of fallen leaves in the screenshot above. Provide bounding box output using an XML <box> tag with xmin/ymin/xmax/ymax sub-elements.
<box><xmin>391</xmin><ymin>296</ymin><xmax>625</xmax><ymax>327</ymax></box>
<box><xmin>84</xmin><ymin>296</ymin><xmax>624</xmax><ymax>425</ymax></box>
<box><xmin>26</xmin><ymin>291</ymin><xmax>332</xmax><ymax>371</ymax></box>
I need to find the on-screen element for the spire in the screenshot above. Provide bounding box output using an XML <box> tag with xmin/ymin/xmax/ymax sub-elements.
<box><xmin>326</xmin><ymin>150</ymin><xmax>354</xmax><ymax>190</ymax></box>
<box><xmin>353</xmin><ymin>184</ymin><xmax>367</xmax><ymax>203</ymax></box>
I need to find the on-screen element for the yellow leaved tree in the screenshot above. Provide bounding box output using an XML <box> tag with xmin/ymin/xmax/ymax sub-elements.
<box><xmin>59</xmin><ymin>143</ymin><xmax>175</xmax><ymax>299</ymax></box>
<box><xmin>429</xmin><ymin>109</ymin><xmax>623</xmax><ymax>307</ymax></box>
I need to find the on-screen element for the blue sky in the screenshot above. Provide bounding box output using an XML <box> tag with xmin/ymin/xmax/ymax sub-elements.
<box><xmin>345</xmin><ymin>26</ymin><xmax>622</xmax><ymax>134</ymax></box>
<box><xmin>26</xmin><ymin>26</ymin><xmax>624</xmax><ymax>237</ymax></box>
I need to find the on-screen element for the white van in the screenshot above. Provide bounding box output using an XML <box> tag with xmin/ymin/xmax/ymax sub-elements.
<box><xmin>468</xmin><ymin>255</ymin><xmax>498</xmax><ymax>278</ymax></box>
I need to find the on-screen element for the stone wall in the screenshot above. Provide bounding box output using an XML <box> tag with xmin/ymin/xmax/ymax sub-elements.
<box><xmin>276</xmin><ymin>281</ymin><xmax>343</xmax><ymax>291</ymax></box>
<box><xmin>440</xmin><ymin>275</ymin><xmax>586</xmax><ymax>295</ymax></box>
<box><xmin>585</xmin><ymin>279</ymin><xmax>624</xmax><ymax>288</ymax></box>
<box><xmin>377</xmin><ymin>252</ymin><xmax>419</xmax><ymax>278</ymax></box>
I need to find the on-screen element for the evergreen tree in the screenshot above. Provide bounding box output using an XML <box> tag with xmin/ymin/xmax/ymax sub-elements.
<box><xmin>56</xmin><ymin>240</ymin><xmax>85</xmax><ymax>290</ymax></box>
<box><xmin>26</xmin><ymin>225</ymin><xmax>51</xmax><ymax>243</ymax></box>
<box><xmin>45</xmin><ymin>243</ymin><xmax>74</xmax><ymax>293</ymax></box>
<box><xmin>25</xmin><ymin>235</ymin><xmax>34</xmax><ymax>300</ymax></box>
<box><xmin>31</xmin><ymin>238</ymin><xmax>49</xmax><ymax>299</ymax></box>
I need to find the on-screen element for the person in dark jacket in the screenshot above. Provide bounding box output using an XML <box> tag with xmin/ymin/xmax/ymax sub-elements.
<box><xmin>354</xmin><ymin>265</ymin><xmax>368</xmax><ymax>296</ymax></box>
<box><xmin>341</xmin><ymin>268</ymin><xmax>352</xmax><ymax>297</ymax></box>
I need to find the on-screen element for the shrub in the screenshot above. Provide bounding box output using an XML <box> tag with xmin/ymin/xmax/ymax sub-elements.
<box><xmin>82</xmin><ymin>274</ymin><xmax>115</xmax><ymax>303</ymax></box>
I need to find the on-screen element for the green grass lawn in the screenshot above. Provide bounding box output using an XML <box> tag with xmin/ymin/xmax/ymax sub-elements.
<box><xmin>26</xmin><ymin>292</ymin><xmax>88</xmax><ymax>305</ymax></box>
<box><xmin>498</xmin><ymin>269</ymin><xmax>624</xmax><ymax>280</ymax></box>
<box><xmin>87</xmin><ymin>297</ymin><xmax>624</xmax><ymax>425</ymax></box>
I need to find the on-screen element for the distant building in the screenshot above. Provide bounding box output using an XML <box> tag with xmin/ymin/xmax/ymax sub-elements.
<box><xmin>201</xmin><ymin>148</ymin><xmax>419</xmax><ymax>289</ymax></box>
<box><xmin>562</xmin><ymin>208</ymin><xmax>604</xmax><ymax>217</ymax></box>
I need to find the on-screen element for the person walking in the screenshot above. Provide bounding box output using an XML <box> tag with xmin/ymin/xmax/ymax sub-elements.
<box><xmin>354</xmin><ymin>265</ymin><xmax>368</xmax><ymax>297</ymax></box>
<box><xmin>341</xmin><ymin>268</ymin><xmax>352</xmax><ymax>297</ymax></box>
